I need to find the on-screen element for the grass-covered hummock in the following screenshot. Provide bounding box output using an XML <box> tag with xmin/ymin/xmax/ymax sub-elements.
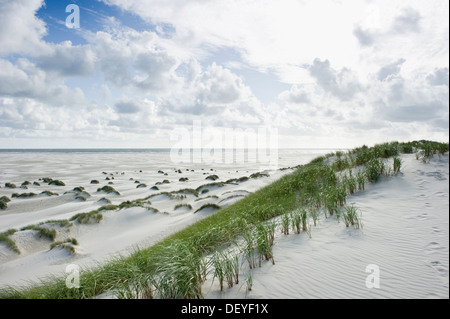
<box><xmin>0</xmin><ymin>140</ymin><xmax>447</xmax><ymax>299</ymax></box>
<box><xmin>40</xmin><ymin>190</ymin><xmax>59</xmax><ymax>197</ymax></box>
<box><xmin>70</xmin><ymin>210</ymin><xmax>103</xmax><ymax>224</ymax></box>
<box><xmin>249</xmin><ymin>172</ymin><xmax>269</xmax><ymax>179</ymax></box>
<box><xmin>97</xmin><ymin>186</ymin><xmax>120</xmax><ymax>195</ymax></box>
<box><xmin>195</xmin><ymin>182</ymin><xmax>225</xmax><ymax>193</ymax></box>
<box><xmin>218</xmin><ymin>194</ymin><xmax>245</xmax><ymax>204</ymax></box>
<box><xmin>50</xmin><ymin>238</ymin><xmax>78</xmax><ymax>255</ymax></box>
<box><xmin>193</xmin><ymin>203</ymin><xmax>221</xmax><ymax>214</ymax></box>
<box><xmin>20</xmin><ymin>226</ymin><xmax>57</xmax><ymax>241</ymax></box>
<box><xmin>194</xmin><ymin>195</ymin><xmax>219</xmax><ymax>202</ymax></box>
<box><xmin>49</xmin><ymin>180</ymin><xmax>65</xmax><ymax>186</ymax></box>
<box><xmin>0</xmin><ymin>196</ymin><xmax>11</xmax><ymax>210</ymax></box>
<box><xmin>174</xmin><ymin>203</ymin><xmax>193</xmax><ymax>211</ymax></box>
<box><xmin>11</xmin><ymin>193</ymin><xmax>37</xmax><ymax>199</ymax></box>
<box><xmin>97</xmin><ymin>197</ymin><xmax>112</xmax><ymax>204</ymax></box>
<box><xmin>4</xmin><ymin>183</ymin><xmax>17</xmax><ymax>189</ymax></box>
<box><xmin>225</xmin><ymin>176</ymin><xmax>249</xmax><ymax>184</ymax></box>
<box><xmin>0</xmin><ymin>229</ymin><xmax>20</xmax><ymax>254</ymax></box>
<box><xmin>90</xmin><ymin>180</ymin><xmax>100</xmax><ymax>184</ymax></box>
<box><xmin>205</xmin><ymin>175</ymin><xmax>219</xmax><ymax>181</ymax></box>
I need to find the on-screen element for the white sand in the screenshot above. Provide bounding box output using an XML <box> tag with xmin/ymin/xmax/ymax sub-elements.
<box><xmin>0</xmin><ymin>149</ymin><xmax>324</xmax><ymax>288</ymax></box>
<box><xmin>1</xmin><ymin>151</ymin><xmax>447</xmax><ymax>299</ymax></box>
<box><xmin>203</xmin><ymin>153</ymin><xmax>449</xmax><ymax>299</ymax></box>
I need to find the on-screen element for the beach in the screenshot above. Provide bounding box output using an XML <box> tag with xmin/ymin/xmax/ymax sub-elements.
<box><xmin>0</xmin><ymin>149</ymin><xmax>328</xmax><ymax>288</ymax></box>
<box><xmin>203</xmin><ymin>153</ymin><xmax>449</xmax><ymax>299</ymax></box>
<box><xmin>0</xmin><ymin>146</ymin><xmax>448</xmax><ymax>299</ymax></box>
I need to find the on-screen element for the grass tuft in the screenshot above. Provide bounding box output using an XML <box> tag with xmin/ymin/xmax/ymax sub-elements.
<box><xmin>12</xmin><ymin>192</ymin><xmax>37</xmax><ymax>199</ymax></box>
<box><xmin>193</xmin><ymin>203</ymin><xmax>221</xmax><ymax>214</ymax></box>
<box><xmin>0</xmin><ymin>229</ymin><xmax>20</xmax><ymax>254</ymax></box>
<box><xmin>20</xmin><ymin>226</ymin><xmax>57</xmax><ymax>241</ymax></box>
<box><xmin>97</xmin><ymin>186</ymin><xmax>120</xmax><ymax>195</ymax></box>
<box><xmin>48</xmin><ymin>180</ymin><xmax>65</xmax><ymax>186</ymax></box>
<box><xmin>174</xmin><ymin>203</ymin><xmax>192</xmax><ymax>211</ymax></box>
<box><xmin>40</xmin><ymin>190</ymin><xmax>59</xmax><ymax>196</ymax></box>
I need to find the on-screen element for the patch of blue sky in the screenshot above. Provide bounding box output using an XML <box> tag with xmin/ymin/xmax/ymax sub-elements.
<box><xmin>36</xmin><ymin>0</ymin><xmax>167</xmax><ymax>45</ymax></box>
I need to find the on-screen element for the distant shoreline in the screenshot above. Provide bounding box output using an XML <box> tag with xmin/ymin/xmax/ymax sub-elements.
<box><xmin>0</xmin><ymin>148</ymin><xmax>348</xmax><ymax>153</ymax></box>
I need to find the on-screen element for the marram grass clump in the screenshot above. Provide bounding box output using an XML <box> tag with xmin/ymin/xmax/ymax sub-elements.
<box><xmin>0</xmin><ymin>229</ymin><xmax>20</xmax><ymax>254</ymax></box>
<box><xmin>0</xmin><ymin>196</ymin><xmax>10</xmax><ymax>210</ymax></box>
<box><xmin>50</xmin><ymin>238</ymin><xmax>78</xmax><ymax>255</ymax></box>
<box><xmin>20</xmin><ymin>226</ymin><xmax>57</xmax><ymax>241</ymax></box>
<box><xmin>97</xmin><ymin>185</ymin><xmax>120</xmax><ymax>195</ymax></box>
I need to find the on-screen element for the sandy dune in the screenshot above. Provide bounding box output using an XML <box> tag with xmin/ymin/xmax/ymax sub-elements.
<box><xmin>202</xmin><ymin>154</ymin><xmax>449</xmax><ymax>299</ymax></box>
<box><xmin>0</xmin><ymin>150</ymin><xmax>323</xmax><ymax>288</ymax></box>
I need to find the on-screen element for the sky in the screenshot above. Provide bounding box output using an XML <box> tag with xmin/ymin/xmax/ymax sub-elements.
<box><xmin>0</xmin><ymin>0</ymin><xmax>448</xmax><ymax>149</ymax></box>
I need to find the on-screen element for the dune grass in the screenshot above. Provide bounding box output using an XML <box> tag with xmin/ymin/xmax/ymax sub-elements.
<box><xmin>195</xmin><ymin>182</ymin><xmax>225</xmax><ymax>193</ymax></box>
<box><xmin>174</xmin><ymin>203</ymin><xmax>192</xmax><ymax>211</ymax></box>
<box><xmin>249</xmin><ymin>172</ymin><xmax>269</xmax><ymax>179</ymax></box>
<box><xmin>70</xmin><ymin>211</ymin><xmax>103</xmax><ymax>224</ymax></box>
<box><xmin>20</xmin><ymin>226</ymin><xmax>57</xmax><ymax>241</ymax></box>
<box><xmin>0</xmin><ymin>196</ymin><xmax>10</xmax><ymax>210</ymax></box>
<box><xmin>205</xmin><ymin>175</ymin><xmax>219</xmax><ymax>181</ymax></box>
<box><xmin>343</xmin><ymin>205</ymin><xmax>362</xmax><ymax>229</ymax></box>
<box><xmin>12</xmin><ymin>192</ymin><xmax>37</xmax><ymax>199</ymax></box>
<box><xmin>40</xmin><ymin>190</ymin><xmax>59</xmax><ymax>196</ymax></box>
<box><xmin>218</xmin><ymin>194</ymin><xmax>245</xmax><ymax>204</ymax></box>
<box><xmin>0</xmin><ymin>140</ymin><xmax>448</xmax><ymax>299</ymax></box>
<box><xmin>173</xmin><ymin>188</ymin><xmax>199</xmax><ymax>197</ymax></box>
<box><xmin>393</xmin><ymin>157</ymin><xmax>402</xmax><ymax>175</ymax></box>
<box><xmin>193</xmin><ymin>203</ymin><xmax>221</xmax><ymax>214</ymax></box>
<box><xmin>38</xmin><ymin>219</ymin><xmax>72</xmax><ymax>228</ymax></box>
<box><xmin>48</xmin><ymin>180</ymin><xmax>65</xmax><ymax>186</ymax></box>
<box><xmin>97</xmin><ymin>186</ymin><xmax>120</xmax><ymax>195</ymax></box>
<box><xmin>0</xmin><ymin>229</ymin><xmax>20</xmax><ymax>254</ymax></box>
<box><xmin>195</xmin><ymin>195</ymin><xmax>219</xmax><ymax>202</ymax></box>
<box><xmin>50</xmin><ymin>238</ymin><xmax>78</xmax><ymax>255</ymax></box>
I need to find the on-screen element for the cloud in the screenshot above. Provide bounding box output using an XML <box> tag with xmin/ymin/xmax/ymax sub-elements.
<box><xmin>0</xmin><ymin>58</ymin><xmax>85</xmax><ymax>107</ymax></box>
<box><xmin>383</xmin><ymin>102</ymin><xmax>445</xmax><ymax>123</ymax></box>
<box><xmin>114</xmin><ymin>98</ymin><xmax>157</xmax><ymax>115</ymax></box>
<box><xmin>427</xmin><ymin>68</ymin><xmax>449</xmax><ymax>87</ymax></box>
<box><xmin>133</xmin><ymin>49</ymin><xmax>180</xmax><ymax>92</ymax></box>
<box><xmin>278</xmin><ymin>85</ymin><xmax>311</xmax><ymax>105</ymax></box>
<box><xmin>353</xmin><ymin>6</ymin><xmax>424</xmax><ymax>48</ymax></box>
<box><xmin>161</xmin><ymin>62</ymin><xmax>259</xmax><ymax>120</ymax></box>
<box><xmin>114</xmin><ymin>100</ymin><xmax>142</xmax><ymax>114</ymax></box>
<box><xmin>309</xmin><ymin>58</ymin><xmax>361</xmax><ymax>101</ymax></box>
<box><xmin>0</xmin><ymin>0</ymin><xmax>47</xmax><ymax>56</ymax></box>
<box><xmin>377</xmin><ymin>59</ymin><xmax>406</xmax><ymax>81</ymax></box>
<box><xmin>36</xmin><ymin>42</ymin><xmax>96</xmax><ymax>77</ymax></box>
<box><xmin>109</xmin><ymin>99</ymin><xmax>159</xmax><ymax>130</ymax></box>
<box><xmin>392</xmin><ymin>7</ymin><xmax>421</xmax><ymax>34</ymax></box>
<box><xmin>196</xmin><ymin>63</ymin><xmax>245</xmax><ymax>105</ymax></box>
<box><xmin>353</xmin><ymin>26</ymin><xmax>376</xmax><ymax>47</ymax></box>
<box><xmin>92</xmin><ymin>29</ymin><xmax>183</xmax><ymax>94</ymax></box>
